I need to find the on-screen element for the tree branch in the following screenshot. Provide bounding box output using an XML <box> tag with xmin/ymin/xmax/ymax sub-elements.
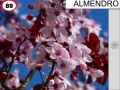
<box><xmin>44</xmin><ymin>61</ymin><xmax>56</xmax><ymax>87</ymax></box>
<box><xmin>0</xmin><ymin>78</ymin><xmax>11</xmax><ymax>90</ymax></box>
<box><xmin>17</xmin><ymin>69</ymin><xmax>35</xmax><ymax>90</ymax></box>
<box><xmin>6</xmin><ymin>37</ymin><xmax>27</xmax><ymax>81</ymax></box>
<box><xmin>39</xmin><ymin>71</ymin><xmax>45</xmax><ymax>84</ymax></box>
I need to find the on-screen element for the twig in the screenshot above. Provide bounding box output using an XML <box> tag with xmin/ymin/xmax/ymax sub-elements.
<box><xmin>0</xmin><ymin>37</ymin><xmax>27</xmax><ymax>90</ymax></box>
<box><xmin>0</xmin><ymin>56</ymin><xmax>7</xmax><ymax>72</ymax></box>
<box><xmin>2</xmin><ymin>60</ymin><xmax>7</xmax><ymax>72</ymax></box>
<box><xmin>0</xmin><ymin>78</ymin><xmax>11</xmax><ymax>90</ymax></box>
<box><xmin>44</xmin><ymin>61</ymin><xmax>56</xmax><ymax>87</ymax></box>
<box><xmin>17</xmin><ymin>69</ymin><xmax>35</xmax><ymax>90</ymax></box>
<box><xmin>39</xmin><ymin>71</ymin><xmax>45</xmax><ymax>84</ymax></box>
<box><xmin>6</xmin><ymin>37</ymin><xmax>27</xmax><ymax>82</ymax></box>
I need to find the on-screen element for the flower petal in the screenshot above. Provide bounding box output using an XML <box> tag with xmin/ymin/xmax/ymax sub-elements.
<box><xmin>83</xmin><ymin>55</ymin><xmax>93</xmax><ymax>63</ymax></box>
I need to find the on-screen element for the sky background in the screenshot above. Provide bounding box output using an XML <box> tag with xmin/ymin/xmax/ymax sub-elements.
<box><xmin>10</xmin><ymin>0</ymin><xmax>109</xmax><ymax>90</ymax></box>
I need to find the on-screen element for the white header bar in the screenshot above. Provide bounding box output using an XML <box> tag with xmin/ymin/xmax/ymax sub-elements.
<box><xmin>66</xmin><ymin>0</ymin><xmax>120</xmax><ymax>9</ymax></box>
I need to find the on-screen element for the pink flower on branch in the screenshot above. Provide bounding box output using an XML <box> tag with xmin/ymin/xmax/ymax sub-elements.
<box><xmin>46</xmin><ymin>42</ymin><xmax>70</xmax><ymax>60</ymax></box>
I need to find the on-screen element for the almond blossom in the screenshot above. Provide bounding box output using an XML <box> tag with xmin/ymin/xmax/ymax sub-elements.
<box><xmin>46</xmin><ymin>42</ymin><xmax>70</xmax><ymax>60</ymax></box>
<box><xmin>66</xmin><ymin>82</ymin><xmax>96</xmax><ymax>90</ymax></box>
<box><xmin>7</xmin><ymin>69</ymin><xmax>21</xmax><ymax>89</ymax></box>
<box><xmin>48</xmin><ymin>78</ymin><xmax>70</xmax><ymax>90</ymax></box>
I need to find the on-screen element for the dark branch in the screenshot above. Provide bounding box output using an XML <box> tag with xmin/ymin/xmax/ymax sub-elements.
<box><xmin>6</xmin><ymin>37</ymin><xmax>27</xmax><ymax>81</ymax></box>
<box><xmin>0</xmin><ymin>78</ymin><xmax>11</xmax><ymax>90</ymax></box>
<box><xmin>39</xmin><ymin>71</ymin><xmax>45</xmax><ymax>84</ymax></box>
<box><xmin>44</xmin><ymin>61</ymin><xmax>56</xmax><ymax>87</ymax></box>
<box><xmin>17</xmin><ymin>69</ymin><xmax>35</xmax><ymax>90</ymax></box>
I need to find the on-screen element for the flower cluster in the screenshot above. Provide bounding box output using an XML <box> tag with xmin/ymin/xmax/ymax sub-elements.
<box><xmin>0</xmin><ymin>0</ymin><xmax>108</xmax><ymax>90</ymax></box>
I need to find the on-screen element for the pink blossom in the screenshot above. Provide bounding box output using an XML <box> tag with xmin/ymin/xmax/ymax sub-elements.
<box><xmin>89</xmin><ymin>68</ymin><xmax>104</xmax><ymax>78</ymax></box>
<box><xmin>69</xmin><ymin>43</ymin><xmax>93</xmax><ymax>63</ymax></box>
<box><xmin>57</xmin><ymin>58</ymin><xmax>77</xmax><ymax>77</ymax></box>
<box><xmin>36</xmin><ymin>35</ymin><xmax>56</xmax><ymax>46</ymax></box>
<box><xmin>49</xmin><ymin>78</ymin><xmax>71</xmax><ymax>90</ymax></box>
<box><xmin>67</xmin><ymin>82</ymin><xmax>96</xmax><ymax>90</ymax></box>
<box><xmin>7</xmin><ymin>69</ymin><xmax>20</xmax><ymax>89</ymax></box>
<box><xmin>46</xmin><ymin>42</ymin><xmax>70</xmax><ymax>60</ymax></box>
